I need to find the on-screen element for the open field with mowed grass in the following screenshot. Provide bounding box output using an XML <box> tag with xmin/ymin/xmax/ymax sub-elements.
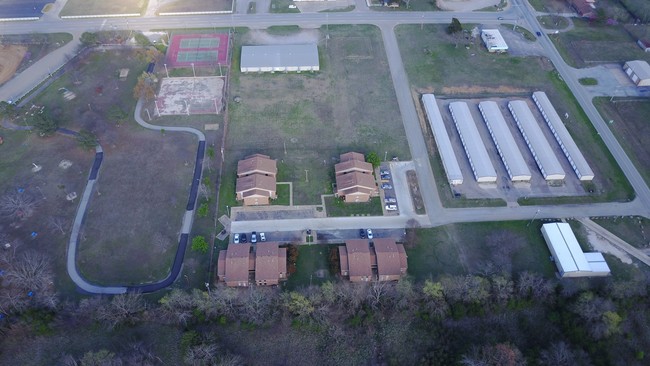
<box><xmin>61</xmin><ymin>0</ymin><xmax>148</xmax><ymax>16</ymax></box>
<box><xmin>594</xmin><ymin>98</ymin><xmax>650</xmax><ymax>187</ymax></box>
<box><xmin>593</xmin><ymin>216</ymin><xmax>650</xmax><ymax>250</ymax></box>
<box><xmin>396</xmin><ymin>24</ymin><xmax>633</xmax><ymax>205</ymax></box>
<box><xmin>284</xmin><ymin>244</ymin><xmax>335</xmax><ymax>290</ymax></box>
<box><xmin>31</xmin><ymin>49</ymin><xmax>200</xmax><ymax>285</ymax></box>
<box><xmin>225</xmin><ymin>25</ymin><xmax>409</xmax><ymax>206</ymax></box>
<box><xmin>158</xmin><ymin>0</ymin><xmax>233</xmax><ymax>13</ymax></box>
<box><xmin>406</xmin><ymin>221</ymin><xmax>557</xmax><ymax>281</ymax></box>
<box><xmin>550</xmin><ymin>19</ymin><xmax>650</xmax><ymax>68</ymax></box>
<box><xmin>0</xmin><ymin>130</ymin><xmax>93</xmax><ymax>295</ymax></box>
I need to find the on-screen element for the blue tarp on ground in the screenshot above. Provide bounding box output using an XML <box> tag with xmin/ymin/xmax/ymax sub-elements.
<box><xmin>0</xmin><ymin>0</ymin><xmax>49</xmax><ymax>18</ymax></box>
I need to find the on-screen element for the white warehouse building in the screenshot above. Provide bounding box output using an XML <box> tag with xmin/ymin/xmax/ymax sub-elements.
<box><xmin>422</xmin><ymin>94</ymin><xmax>464</xmax><ymax>185</ymax></box>
<box><xmin>240</xmin><ymin>44</ymin><xmax>320</xmax><ymax>73</ymax></box>
<box><xmin>449</xmin><ymin>101</ymin><xmax>497</xmax><ymax>183</ymax></box>
<box><xmin>623</xmin><ymin>60</ymin><xmax>650</xmax><ymax>86</ymax></box>
<box><xmin>478</xmin><ymin>101</ymin><xmax>532</xmax><ymax>182</ymax></box>
<box><xmin>541</xmin><ymin>222</ymin><xmax>611</xmax><ymax>278</ymax></box>
<box><xmin>481</xmin><ymin>29</ymin><xmax>508</xmax><ymax>53</ymax></box>
<box><xmin>508</xmin><ymin>100</ymin><xmax>566</xmax><ymax>181</ymax></box>
<box><xmin>532</xmin><ymin>91</ymin><xmax>594</xmax><ymax>181</ymax></box>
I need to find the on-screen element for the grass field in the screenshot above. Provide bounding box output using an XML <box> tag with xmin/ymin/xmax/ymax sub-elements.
<box><xmin>224</xmin><ymin>25</ymin><xmax>409</xmax><ymax>208</ymax></box>
<box><xmin>284</xmin><ymin>245</ymin><xmax>335</xmax><ymax>290</ymax></box>
<box><xmin>396</xmin><ymin>24</ymin><xmax>632</xmax><ymax>205</ymax></box>
<box><xmin>550</xmin><ymin>19</ymin><xmax>650</xmax><ymax>68</ymax></box>
<box><xmin>406</xmin><ymin>221</ymin><xmax>557</xmax><ymax>281</ymax></box>
<box><xmin>158</xmin><ymin>0</ymin><xmax>233</xmax><ymax>13</ymax></box>
<box><xmin>578</xmin><ymin>77</ymin><xmax>598</xmax><ymax>85</ymax></box>
<box><xmin>594</xmin><ymin>98</ymin><xmax>650</xmax><ymax>187</ymax></box>
<box><xmin>60</xmin><ymin>0</ymin><xmax>148</xmax><ymax>15</ymax></box>
<box><xmin>324</xmin><ymin>196</ymin><xmax>383</xmax><ymax>217</ymax></box>
<box><xmin>537</xmin><ymin>15</ymin><xmax>570</xmax><ymax>30</ymax></box>
<box><xmin>592</xmin><ymin>216</ymin><xmax>650</xmax><ymax>250</ymax></box>
<box><xmin>30</xmin><ymin>49</ymin><xmax>204</xmax><ymax>286</ymax></box>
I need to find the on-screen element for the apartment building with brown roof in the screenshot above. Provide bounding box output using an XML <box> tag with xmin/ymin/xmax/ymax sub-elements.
<box><xmin>217</xmin><ymin>244</ymin><xmax>253</xmax><ymax>287</ymax></box>
<box><xmin>338</xmin><ymin>239</ymin><xmax>407</xmax><ymax>282</ymax></box>
<box><xmin>334</xmin><ymin>152</ymin><xmax>378</xmax><ymax>203</ymax></box>
<box><xmin>235</xmin><ymin>154</ymin><xmax>278</xmax><ymax>206</ymax></box>
<box><xmin>237</xmin><ymin>154</ymin><xmax>277</xmax><ymax>178</ymax></box>
<box><xmin>254</xmin><ymin>242</ymin><xmax>287</xmax><ymax>286</ymax></box>
<box><xmin>217</xmin><ymin>242</ymin><xmax>287</xmax><ymax>287</ymax></box>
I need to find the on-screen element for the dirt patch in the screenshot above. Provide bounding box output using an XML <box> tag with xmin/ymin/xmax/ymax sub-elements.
<box><xmin>407</xmin><ymin>170</ymin><xmax>425</xmax><ymax>214</ymax></box>
<box><xmin>0</xmin><ymin>45</ymin><xmax>27</xmax><ymax>85</ymax></box>
<box><xmin>584</xmin><ymin>229</ymin><xmax>633</xmax><ymax>264</ymax></box>
<box><xmin>247</xmin><ymin>29</ymin><xmax>320</xmax><ymax>45</ymax></box>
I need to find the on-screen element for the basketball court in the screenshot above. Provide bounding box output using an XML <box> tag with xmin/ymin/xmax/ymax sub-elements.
<box><xmin>155</xmin><ymin>77</ymin><xmax>225</xmax><ymax>116</ymax></box>
<box><xmin>165</xmin><ymin>33</ymin><xmax>230</xmax><ymax>68</ymax></box>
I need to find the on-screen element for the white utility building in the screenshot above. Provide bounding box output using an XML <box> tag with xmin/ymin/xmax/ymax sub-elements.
<box><xmin>422</xmin><ymin>94</ymin><xmax>464</xmax><ymax>185</ymax></box>
<box><xmin>478</xmin><ymin>101</ymin><xmax>532</xmax><ymax>182</ymax></box>
<box><xmin>532</xmin><ymin>91</ymin><xmax>594</xmax><ymax>181</ymax></box>
<box><xmin>240</xmin><ymin>44</ymin><xmax>320</xmax><ymax>73</ymax></box>
<box><xmin>449</xmin><ymin>101</ymin><xmax>497</xmax><ymax>183</ymax></box>
<box><xmin>541</xmin><ymin>222</ymin><xmax>611</xmax><ymax>278</ymax></box>
<box><xmin>508</xmin><ymin>100</ymin><xmax>566</xmax><ymax>181</ymax></box>
<box><xmin>481</xmin><ymin>29</ymin><xmax>508</xmax><ymax>53</ymax></box>
<box><xmin>623</xmin><ymin>60</ymin><xmax>650</xmax><ymax>86</ymax></box>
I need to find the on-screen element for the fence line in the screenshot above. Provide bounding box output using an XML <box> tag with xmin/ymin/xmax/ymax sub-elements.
<box><xmin>61</xmin><ymin>13</ymin><xmax>141</xmax><ymax>19</ymax></box>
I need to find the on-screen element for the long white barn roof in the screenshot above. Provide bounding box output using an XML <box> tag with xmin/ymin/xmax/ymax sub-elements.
<box><xmin>449</xmin><ymin>101</ymin><xmax>497</xmax><ymax>182</ymax></box>
<box><xmin>422</xmin><ymin>94</ymin><xmax>463</xmax><ymax>185</ymax></box>
<box><xmin>508</xmin><ymin>100</ymin><xmax>565</xmax><ymax>180</ymax></box>
<box><xmin>478</xmin><ymin>101</ymin><xmax>532</xmax><ymax>182</ymax></box>
<box><xmin>241</xmin><ymin>44</ymin><xmax>319</xmax><ymax>69</ymax></box>
<box><xmin>542</xmin><ymin>222</ymin><xmax>591</xmax><ymax>274</ymax></box>
<box><xmin>532</xmin><ymin>91</ymin><xmax>594</xmax><ymax>181</ymax></box>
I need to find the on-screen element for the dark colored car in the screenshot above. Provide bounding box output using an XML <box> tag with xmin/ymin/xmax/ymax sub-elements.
<box><xmin>360</xmin><ymin>229</ymin><xmax>366</xmax><ymax>239</ymax></box>
<box><xmin>241</xmin><ymin>233</ymin><xmax>248</xmax><ymax>243</ymax></box>
<box><xmin>536</xmin><ymin>31</ymin><xmax>542</xmax><ymax>37</ymax></box>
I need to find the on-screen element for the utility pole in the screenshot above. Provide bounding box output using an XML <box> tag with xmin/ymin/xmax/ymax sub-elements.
<box><xmin>164</xmin><ymin>63</ymin><xmax>169</xmax><ymax>78</ymax></box>
<box><xmin>528</xmin><ymin>209</ymin><xmax>541</xmax><ymax>227</ymax></box>
<box><xmin>305</xmin><ymin>170</ymin><xmax>309</xmax><ymax>182</ymax></box>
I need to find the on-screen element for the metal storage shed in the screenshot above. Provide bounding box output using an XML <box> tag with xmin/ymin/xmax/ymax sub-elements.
<box><xmin>481</xmin><ymin>29</ymin><xmax>508</xmax><ymax>53</ymax></box>
<box><xmin>449</xmin><ymin>101</ymin><xmax>497</xmax><ymax>183</ymax></box>
<box><xmin>508</xmin><ymin>100</ymin><xmax>566</xmax><ymax>181</ymax></box>
<box><xmin>240</xmin><ymin>44</ymin><xmax>320</xmax><ymax>73</ymax></box>
<box><xmin>422</xmin><ymin>94</ymin><xmax>464</xmax><ymax>185</ymax></box>
<box><xmin>541</xmin><ymin>223</ymin><xmax>610</xmax><ymax>278</ymax></box>
<box><xmin>532</xmin><ymin>91</ymin><xmax>594</xmax><ymax>181</ymax></box>
<box><xmin>478</xmin><ymin>101</ymin><xmax>532</xmax><ymax>182</ymax></box>
<box><xmin>623</xmin><ymin>60</ymin><xmax>650</xmax><ymax>86</ymax></box>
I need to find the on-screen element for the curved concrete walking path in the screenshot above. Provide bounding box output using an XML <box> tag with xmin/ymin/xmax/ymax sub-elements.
<box><xmin>65</xmin><ymin>100</ymin><xmax>206</xmax><ymax>294</ymax></box>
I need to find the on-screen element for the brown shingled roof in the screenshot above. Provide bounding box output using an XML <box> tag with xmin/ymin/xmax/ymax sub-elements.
<box><xmin>335</xmin><ymin>159</ymin><xmax>373</xmax><ymax>176</ymax></box>
<box><xmin>336</xmin><ymin>172</ymin><xmax>376</xmax><ymax>193</ymax></box>
<box><xmin>340</xmin><ymin>151</ymin><xmax>366</xmax><ymax>162</ymax></box>
<box><xmin>224</xmin><ymin>244</ymin><xmax>251</xmax><ymax>285</ymax></box>
<box><xmin>373</xmin><ymin>238</ymin><xmax>403</xmax><ymax>277</ymax></box>
<box><xmin>345</xmin><ymin>239</ymin><xmax>372</xmax><ymax>279</ymax></box>
<box><xmin>237</xmin><ymin>154</ymin><xmax>277</xmax><ymax>177</ymax></box>
<box><xmin>236</xmin><ymin>174</ymin><xmax>276</xmax><ymax>196</ymax></box>
<box><xmin>255</xmin><ymin>242</ymin><xmax>281</xmax><ymax>283</ymax></box>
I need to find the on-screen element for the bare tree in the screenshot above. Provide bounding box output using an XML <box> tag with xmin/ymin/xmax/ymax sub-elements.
<box><xmin>460</xmin><ymin>343</ymin><xmax>525</xmax><ymax>366</ymax></box>
<box><xmin>6</xmin><ymin>251</ymin><xmax>53</xmax><ymax>291</ymax></box>
<box><xmin>0</xmin><ymin>190</ymin><xmax>37</xmax><ymax>219</ymax></box>
<box><xmin>539</xmin><ymin>341</ymin><xmax>578</xmax><ymax>366</ymax></box>
<box><xmin>185</xmin><ymin>343</ymin><xmax>218</xmax><ymax>366</ymax></box>
<box><xmin>198</xmin><ymin>183</ymin><xmax>210</xmax><ymax>201</ymax></box>
<box><xmin>516</xmin><ymin>271</ymin><xmax>555</xmax><ymax>301</ymax></box>
<box><xmin>367</xmin><ymin>280</ymin><xmax>389</xmax><ymax>310</ymax></box>
<box><xmin>441</xmin><ymin>275</ymin><xmax>490</xmax><ymax>305</ymax></box>
<box><xmin>152</xmin><ymin>232</ymin><xmax>171</xmax><ymax>254</ymax></box>
<box><xmin>97</xmin><ymin>292</ymin><xmax>146</xmax><ymax>329</ymax></box>
<box><xmin>241</xmin><ymin>287</ymin><xmax>275</xmax><ymax>325</ymax></box>
<box><xmin>490</xmin><ymin>276</ymin><xmax>514</xmax><ymax>306</ymax></box>
<box><xmin>47</xmin><ymin>216</ymin><xmax>69</xmax><ymax>235</ymax></box>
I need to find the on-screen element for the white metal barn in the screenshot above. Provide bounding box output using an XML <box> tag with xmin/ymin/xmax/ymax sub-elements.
<box><xmin>478</xmin><ymin>101</ymin><xmax>532</xmax><ymax>182</ymax></box>
<box><xmin>481</xmin><ymin>29</ymin><xmax>508</xmax><ymax>53</ymax></box>
<box><xmin>623</xmin><ymin>60</ymin><xmax>650</xmax><ymax>86</ymax></box>
<box><xmin>240</xmin><ymin>44</ymin><xmax>320</xmax><ymax>73</ymax></box>
<box><xmin>532</xmin><ymin>91</ymin><xmax>594</xmax><ymax>181</ymax></box>
<box><xmin>422</xmin><ymin>94</ymin><xmax>464</xmax><ymax>185</ymax></box>
<box><xmin>448</xmin><ymin>102</ymin><xmax>497</xmax><ymax>183</ymax></box>
<box><xmin>541</xmin><ymin>223</ymin><xmax>611</xmax><ymax>278</ymax></box>
<box><xmin>508</xmin><ymin>100</ymin><xmax>565</xmax><ymax>181</ymax></box>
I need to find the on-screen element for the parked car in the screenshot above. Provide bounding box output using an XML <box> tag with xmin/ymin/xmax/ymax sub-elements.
<box><xmin>367</xmin><ymin>229</ymin><xmax>373</xmax><ymax>239</ymax></box>
<box><xmin>381</xmin><ymin>173</ymin><xmax>391</xmax><ymax>180</ymax></box>
<box><xmin>384</xmin><ymin>197</ymin><xmax>397</xmax><ymax>203</ymax></box>
<box><xmin>536</xmin><ymin>31</ymin><xmax>542</xmax><ymax>37</ymax></box>
<box><xmin>359</xmin><ymin>229</ymin><xmax>366</xmax><ymax>239</ymax></box>
<box><xmin>233</xmin><ymin>233</ymin><xmax>240</xmax><ymax>244</ymax></box>
<box><xmin>251</xmin><ymin>231</ymin><xmax>257</xmax><ymax>243</ymax></box>
<box><xmin>241</xmin><ymin>233</ymin><xmax>248</xmax><ymax>243</ymax></box>
<box><xmin>497</xmin><ymin>17</ymin><xmax>504</xmax><ymax>20</ymax></box>
<box><xmin>260</xmin><ymin>232</ymin><xmax>266</xmax><ymax>242</ymax></box>
<box><xmin>380</xmin><ymin>169</ymin><xmax>390</xmax><ymax>175</ymax></box>
<box><xmin>381</xmin><ymin>183</ymin><xmax>393</xmax><ymax>190</ymax></box>
<box><xmin>385</xmin><ymin>204</ymin><xmax>398</xmax><ymax>211</ymax></box>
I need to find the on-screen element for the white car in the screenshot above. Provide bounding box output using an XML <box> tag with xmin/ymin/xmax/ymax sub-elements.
<box><xmin>385</xmin><ymin>204</ymin><xmax>398</xmax><ymax>211</ymax></box>
<box><xmin>233</xmin><ymin>233</ymin><xmax>240</xmax><ymax>244</ymax></box>
<box><xmin>251</xmin><ymin>231</ymin><xmax>257</xmax><ymax>243</ymax></box>
<box><xmin>260</xmin><ymin>232</ymin><xmax>266</xmax><ymax>242</ymax></box>
<box><xmin>367</xmin><ymin>229</ymin><xmax>373</xmax><ymax>239</ymax></box>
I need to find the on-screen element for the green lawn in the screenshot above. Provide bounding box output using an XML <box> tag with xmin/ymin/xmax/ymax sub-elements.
<box><xmin>578</xmin><ymin>77</ymin><xmax>598</xmax><ymax>85</ymax></box>
<box><xmin>593</xmin><ymin>216</ymin><xmax>650</xmax><ymax>250</ymax></box>
<box><xmin>270</xmin><ymin>0</ymin><xmax>300</xmax><ymax>13</ymax></box>
<box><xmin>284</xmin><ymin>245</ymin><xmax>335</xmax><ymax>290</ymax></box>
<box><xmin>60</xmin><ymin>0</ymin><xmax>148</xmax><ymax>16</ymax></box>
<box><xmin>537</xmin><ymin>15</ymin><xmax>570</xmax><ymax>30</ymax></box>
<box><xmin>324</xmin><ymin>196</ymin><xmax>383</xmax><ymax>217</ymax></box>
<box><xmin>406</xmin><ymin>221</ymin><xmax>557</xmax><ymax>281</ymax></box>
<box><xmin>157</xmin><ymin>0</ymin><xmax>233</xmax><ymax>13</ymax></box>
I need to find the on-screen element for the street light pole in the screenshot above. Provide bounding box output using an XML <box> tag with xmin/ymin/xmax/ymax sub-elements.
<box><xmin>528</xmin><ymin>209</ymin><xmax>541</xmax><ymax>227</ymax></box>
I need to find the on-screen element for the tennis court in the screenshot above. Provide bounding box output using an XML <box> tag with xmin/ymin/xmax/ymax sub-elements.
<box><xmin>176</xmin><ymin>51</ymin><xmax>219</xmax><ymax>62</ymax></box>
<box><xmin>166</xmin><ymin>33</ymin><xmax>230</xmax><ymax>68</ymax></box>
<box><xmin>180</xmin><ymin>38</ymin><xmax>220</xmax><ymax>49</ymax></box>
